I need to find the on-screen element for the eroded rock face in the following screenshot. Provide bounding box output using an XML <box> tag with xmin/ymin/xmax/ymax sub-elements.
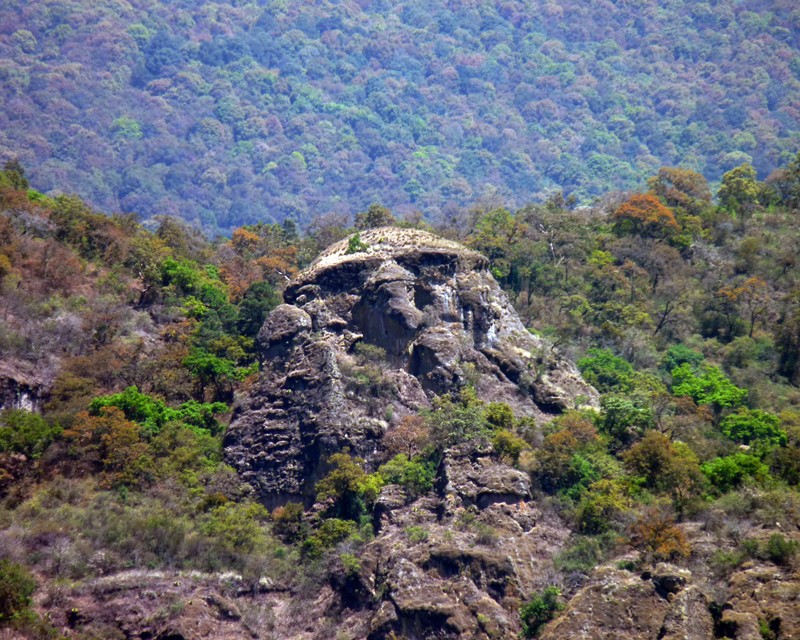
<box><xmin>355</xmin><ymin>476</ymin><xmax>571</xmax><ymax>640</ymax></box>
<box><xmin>439</xmin><ymin>442</ymin><xmax>531</xmax><ymax>510</ymax></box>
<box><xmin>0</xmin><ymin>362</ymin><xmax>44</xmax><ymax>412</ymax></box>
<box><xmin>224</xmin><ymin>228</ymin><xmax>597</xmax><ymax>506</ymax></box>
<box><xmin>539</xmin><ymin>566</ymin><xmax>715</xmax><ymax>640</ymax></box>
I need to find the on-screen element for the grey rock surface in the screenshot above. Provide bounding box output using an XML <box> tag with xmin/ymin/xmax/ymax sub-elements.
<box><xmin>224</xmin><ymin>228</ymin><xmax>597</xmax><ymax>506</ymax></box>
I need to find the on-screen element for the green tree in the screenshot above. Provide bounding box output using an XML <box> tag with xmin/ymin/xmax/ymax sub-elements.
<box><xmin>89</xmin><ymin>386</ymin><xmax>227</xmax><ymax>436</ymax></box>
<box><xmin>183</xmin><ymin>349</ymin><xmax>243</xmax><ymax>401</ymax></box>
<box><xmin>354</xmin><ymin>203</ymin><xmax>396</xmax><ymax>230</ymax></box>
<box><xmin>237</xmin><ymin>280</ymin><xmax>280</xmax><ymax>338</ymax></box>
<box><xmin>0</xmin><ymin>410</ymin><xmax>62</xmax><ymax>458</ymax></box>
<box><xmin>623</xmin><ymin>431</ymin><xmax>702</xmax><ymax>515</ymax></box>
<box><xmin>426</xmin><ymin>388</ymin><xmax>491</xmax><ymax>449</ymax></box>
<box><xmin>466</xmin><ymin>208</ymin><xmax>526</xmax><ymax>281</ymax></box>
<box><xmin>701</xmin><ymin>453</ymin><xmax>770</xmax><ymax>493</ymax></box>
<box><xmin>660</xmin><ymin>344</ymin><xmax>704</xmax><ymax>374</ymax></box>
<box><xmin>491</xmin><ymin>429</ymin><xmax>530</xmax><ymax>464</ymax></box>
<box><xmin>721</xmin><ymin>409</ymin><xmax>786</xmax><ymax>447</ymax></box>
<box><xmin>671</xmin><ymin>364</ymin><xmax>747</xmax><ymax>418</ymax></box>
<box><xmin>598</xmin><ymin>394</ymin><xmax>653</xmax><ymax>450</ymax></box>
<box><xmin>377</xmin><ymin>454</ymin><xmax>435</xmax><ymax>497</ymax></box>
<box><xmin>577</xmin><ymin>348</ymin><xmax>634</xmax><ymax>393</ymax></box>
<box><xmin>718</xmin><ymin>163</ymin><xmax>762</xmax><ymax>218</ymax></box>
<box><xmin>2</xmin><ymin>158</ymin><xmax>28</xmax><ymax>190</ymax></box>
<box><xmin>316</xmin><ymin>452</ymin><xmax>382</xmax><ymax>520</ymax></box>
<box><xmin>577</xmin><ymin>479</ymin><xmax>631</xmax><ymax>533</ymax></box>
<box><xmin>776</xmin><ymin>291</ymin><xmax>800</xmax><ymax>385</ymax></box>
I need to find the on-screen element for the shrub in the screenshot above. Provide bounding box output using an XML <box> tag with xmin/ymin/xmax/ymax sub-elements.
<box><xmin>377</xmin><ymin>454</ymin><xmax>435</xmax><ymax>497</ymax></box>
<box><xmin>721</xmin><ymin>409</ymin><xmax>786</xmax><ymax>447</ymax></box>
<box><xmin>554</xmin><ymin>534</ymin><xmax>617</xmax><ymax>574</ymax></box>
<box><xmin>485</xmin><ymin>402</ymin><xmax>515</xmax><ymax>430</ymax></box>
<box><xmin>491</xmin><ymin>429</ymin><xmax>529</xmax><ymax>464</ymax></box>
<box><xmin>0</xmin><ymin>410</ymin><xmax>62</xmax><ymax>458</ymax></box>
<box><xmin>520</xmin><ymin>586</ymin><xmax>563</xmax><ymax>637</ymax></box>
<box><xmin>345</xmin><ymin>232</ymin><xmax>369</xmax><ymax>254</ymax></box>
<box><xmin>577</xmin><ymin>348</ymin><xmax>634</xmax><ymax>393</ymax></box>
<box><xmin>701</xmin><ymin>453</ymin><xmax>770</xmax><ymax>494</ymax></box>
<box><xmin>660</xmin><ymin>344</ymin><xmax>704</xmax><ymax>374</ymax></box>
<box><xmin>200</xmin><ymin>501</ymin><xmax>270</xmax><ymax>559</ymax></box>
<box><xmin>473</xmin><ymin>523</ymin><xmax>498</xmax><ymax>546</ymax></box>
<box><xmin>405</xmin><ymin>525</ymin><xmax>429</xmax><ymax>543</ymax></box>
<box><xmin>629</xmin><ymin>509</ymin><xmax>691</xmax><ymax>562</ymax></box>
<box><xmin>339</xmin><ymin>552</ymin><xmax>361</xmax><ymax>576</ymax></box>
<box><xmin>315</xmin><ymin>518</ymin><xmax>358</xmax><ymax>547</ymax></box>
<box><xmin>555</xmin><ymin>537</ymin><xmax>602</xmax><ymax>574</ymax></box>
<box><xmin>353</xmin><ymin>342</ymin><xmax>387</xmax><ymax>363</ymax></box>
<box><xmin>0</xmin><ymin>559</ymin><xmax>36</xmax><ymax>621</ymax></box>
<box><xmin>709</xmin><ymin>549</ymin><xmax>748</xmax><ymax>576</ymax></box>
<box><xmin>764</xmin><ymin>533</ymin><xmax>798</xmax><ymax>567</ymax></box>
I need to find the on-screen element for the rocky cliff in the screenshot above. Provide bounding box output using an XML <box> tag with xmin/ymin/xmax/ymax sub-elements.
<box><xmin>223</xmin><ymin>228</ymin><xmax>597</xmax><ymax>507</ymax></box>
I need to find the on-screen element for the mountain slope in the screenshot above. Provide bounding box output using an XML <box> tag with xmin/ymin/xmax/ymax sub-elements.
<box><xmin>1</xmin><ymin>0</ymin><xmax>799</xmax><ymax>233</ymax></box>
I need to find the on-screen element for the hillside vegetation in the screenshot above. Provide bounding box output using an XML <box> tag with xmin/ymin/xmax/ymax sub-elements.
<box><xmin>1</xmin><ymin>0</ymin><xmax>799</xmax><ymax>232</ymax></box>
<box><xmin>1</xmin><ymin>156</ymin><xmax>800</xmax><ymax>637</ymax></box>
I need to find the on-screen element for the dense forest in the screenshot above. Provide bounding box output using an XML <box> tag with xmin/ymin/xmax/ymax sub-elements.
<box><xmin>1</xmin><ymin>0</ymin><xmax>799</xmax><ymax>233</ymax></box>
<box><xmin>2</xmin><ymin>154</ymin><xmax>800</xmax><ymax>637</ymax></box>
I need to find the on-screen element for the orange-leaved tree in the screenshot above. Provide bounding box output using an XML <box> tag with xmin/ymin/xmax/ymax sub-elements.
<box><xmin>64</xmin><ymin>407</ymin><xmax>153</xmax><ymax>487</ymax></box>
<box><xmin>613</xmin><ymin>194</ymin><xmax>680</xmax><ymax>241</ymax></box>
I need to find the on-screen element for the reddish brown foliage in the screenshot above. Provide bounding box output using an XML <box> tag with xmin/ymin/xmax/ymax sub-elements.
<box><xmin>613</xmin><ymin>194</ymin><xmax>680</xmax><ymax>240</ymax></box>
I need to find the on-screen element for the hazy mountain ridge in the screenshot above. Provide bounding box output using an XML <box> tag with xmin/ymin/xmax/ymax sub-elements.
<box><xmin>1</xmin><ymin>0</ymin><xmax>799</xmax><ymax>233</ymax></box>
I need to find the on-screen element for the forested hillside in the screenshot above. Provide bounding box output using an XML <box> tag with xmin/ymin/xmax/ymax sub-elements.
<box><xmin>2</xmin><ymin>155</ymin><xmax>800</xmax><ymax>638</ymax></box>
<box><xmin>1</xmin><ymin>0</ymin><xmax>799</xmax><ymax>233</ymax></box>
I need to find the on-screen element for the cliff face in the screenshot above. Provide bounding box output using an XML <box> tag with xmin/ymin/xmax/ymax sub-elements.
<box><xmin>223</xmin><ymin>228</ymin><xmax>597</xmax><ymax>506</ymax></box>
<box><xmin>0</xmin><ymin>361</ymin><xmax>45</xmax><ymax>412</ymax></box>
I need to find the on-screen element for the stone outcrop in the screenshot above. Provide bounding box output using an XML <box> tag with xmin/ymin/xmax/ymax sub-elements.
<box><xmin>353</xmin><ymin>468</ymin><xmax>572</xmax><ymax>640</ymax></box>
<box><xmin>224</xmin><ymin>228</ymin><xmax>597</xmax><ymax>506</ymax></box>
<box><xmin>438</xmin><ymin>441</ymin><xmax>531</xmax><ymax>510</ymax></box>
<box><xmin>0</xmin><ymin>361</ymin><xmax>44</xmax><ymax>412</ymax></box>
<box><xmin>540</xmin><ymin>565</ymin><xmax>715</xmax><ymax>640</ymax></box>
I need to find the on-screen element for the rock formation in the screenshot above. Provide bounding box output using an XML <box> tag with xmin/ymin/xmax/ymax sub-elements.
<box><xmin>23</xmin><ymin>229</ymin><xmax>800</xmax><ymax>640</ymax></box>
<box><xmin>224</xmin><ymin>227</ymin><xmax>597</xmax><ymax>507</ymax></box>
<box><xmin>0</xmin><ymin>361</ymin><xmax>44</xmax><ymax>412</ymax></box>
